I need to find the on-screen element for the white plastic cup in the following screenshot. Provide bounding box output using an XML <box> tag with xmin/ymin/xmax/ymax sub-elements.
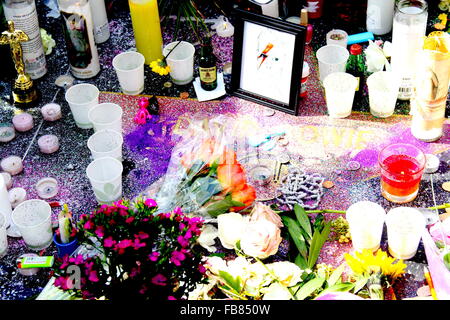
<box><xmin>65</xmin><ymin>83</ymin><xmax>100</xmax><ymax>129</ymax></box>
<box><xmin>326</xmin><ymin>29</ymin><xmax>348</xmax><ymax>48</ymax></box>
<box><xmin>367</xmin><ymin>71</ymin><xmax>400</xmax><ymax>118</ymax></box>
<box><xmin>88</xmin><ymin>103</ymin><xmax>123</xmax><ymax>133</ymax></box>
<box><xmin>87</xmin><ymin>129</ymin><xmax>123</xmax><ymax>161</ymax></box>
<box><xmin>346</xmin><ymin>201</ymin><xmax>386</xmax><ymax>252</ymax></box>
<box><xmin>12</xmin><ymin>200</ymin><xmax>53</xmax><ymax>251</ymax></box>
<box><xmin>386</xmin><ymin>207</ymin><xmax>426</xmax><ymax>260</ymax></box>
<box><xmin>86</xmin><ymin>157</ymin><xmax>123</xmax><ymax>204</ymax></box>
<box><xmin>163</xmin><ymin>41</ymin><xmax>195</xmax><ymax>85</ymax></box>
<box><xmin>112</xmin><ymin>51</ymin><xmax>145</xmax><ymax>95</ymax></box>
<box><xmin>323</xmin><ymin>72</ymin><xmax>357</xmax><ymax>118</ymax></box>
<box><xmin>0</xmin><ymin>211</ymin><xmax>8</xmax><ymax>258</ymax></box>
<box><xmin>316</xmin><ymin>45</ymin><xmax>350</xmax><ymax>82</ymax></box>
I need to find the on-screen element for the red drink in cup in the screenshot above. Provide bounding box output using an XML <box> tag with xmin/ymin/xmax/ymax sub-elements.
<box><xmin>378</xmin><ymin>143</ymin><xmax>426</xmax><ymax>203</ymax></box>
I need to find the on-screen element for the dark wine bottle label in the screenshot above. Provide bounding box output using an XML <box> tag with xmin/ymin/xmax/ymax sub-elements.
<box><xmin>199</xmin><ymin>67</ymin><xmax>217</xmax><ymax>83</ymax></box>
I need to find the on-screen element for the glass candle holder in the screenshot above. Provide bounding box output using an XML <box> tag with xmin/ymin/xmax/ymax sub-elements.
<box><xmin>346</xmin><ymin>201</ymin><xmax>386</xmax><ymax>252</ymax></box>
<box><xmin>386</xmin><ymin>207</ymin><xmax>426</xmax><ymax>259</ymax></box>
<box><xmin>11</xmin><ymin>200</ymin><xmax>53</xmax><ymax>251</ymax></box>
<box><xmin>390</xmin><ymin>0</ymin><xmax>428</xmax><ymax>100</ymax></box>
<box><xmin>378</xmin><ymin>143</ymin><xmax>426</xmax><ymax>203</ymax></box>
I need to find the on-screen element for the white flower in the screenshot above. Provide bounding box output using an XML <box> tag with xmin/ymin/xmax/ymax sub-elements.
<box><xmin>205</xmin><ymin>256</ymin><xmax>227</xmax><ymax>275</ymax></box>
<box><xmin>262</xmin><ymin>282</ymin><xmax>293</xmax><ymax>300</ymax></box>
<box><xmin>266</xmin><ymin>261</ymin><xmax>303</xmax><ymax>287</ymax></box>
<box><xmin>188</xmin><ymin>279</ymin><xmax>217</xmax><ymax>300</ymax></box>
<box><xmin>364</xmin><ymin>40</ymin><xmax>390</xmax><ymax>73</ymax></box>
<box><xmin>227</xmin><ymin>256</ymin><xmax>251</xmax><ymax>279</ymax></box>
<box><xmin>197</xmin><ymin>224</ymin><xmax>218</xmax><ymax>252</ymax></box>
<box><xmin>240</xmin><ymin>219</ymin><xmax>282</xmax><ymax>259</ymax></box>
<box><xmin>245</xmin><ymin>262</ymin><xmax>272</xmax><ymax>297</ymax></box>
<box><xmin>217</xmin><ymin>212</ymin><xmax>247</xmax><ymax>249</ymax></box>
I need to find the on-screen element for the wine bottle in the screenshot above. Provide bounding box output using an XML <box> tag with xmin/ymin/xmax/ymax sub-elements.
<box><xmin>199</xmin><ymin>40</ymin><xmax>217</xmax><ymax>91</ymax></box>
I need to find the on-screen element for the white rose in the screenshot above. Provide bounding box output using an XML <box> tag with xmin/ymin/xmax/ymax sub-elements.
<box><xmin>205</xmin><ymin>256</ymin><xmax>227</xmax><ymax>275</ymax></box>
<box><xmin>364</xmin><ymin>40</ymin><xmax>389</xmax><ymax>73</ymax></box>
<box><xmin>227</xmin><ymin>256</ymin><xmax>251</xmax><ymax>279</ymax></box>
<box><xmin>240</xmin><ymin>220</ymin><xmax>282</xmax><ymax>259</ymax></box>
<box><xmin>217</xmin><ymin>212</ymin><xmax>247</xmax><ymax>249</ymax></box>
<box><xmin>266</xmin><ymin>261</ymin><xmax>303</xmax><ymax>287</ymax></box>
<box><xmin>262</xmin><ymin>282</ymin><xmax>292</xmax><ymax>300</ymax></box>
<box><xmin>245</xmin><ymin>262</ymin><xmax>272</xmax><ymax>297</ymax></box>
<box><xmin>197</xmin><ymin>224</ymin><xmax>218</xmax><ymax>252</ymax></box>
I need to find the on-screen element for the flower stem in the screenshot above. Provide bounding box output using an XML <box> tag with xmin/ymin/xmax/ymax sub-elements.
<box><xmin>427</xmin><ymin>203</ymin><xmax>450</xmax><ymax>210</ymax></box>
<box><xmin>305</xmin><ymin>210</ymin><xmax>346</xmax><ymax>215</ymax></box>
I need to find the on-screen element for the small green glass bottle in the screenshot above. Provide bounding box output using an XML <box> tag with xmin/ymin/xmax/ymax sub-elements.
<box><xmin>345</xmin><ymin>44</ymin><xmax>366</xmax><ymax>101</ymax></box>
<box><xmin>199</xmin><ymin>39</ymin><xmax>217</xmax><ymax>91</ymax></box>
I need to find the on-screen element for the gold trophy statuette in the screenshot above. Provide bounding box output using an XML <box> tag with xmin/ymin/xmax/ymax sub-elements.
<box><xmin>0</xmin><ymin>20</ymin><xmax>39</xmax><ymax>107</ymax></box>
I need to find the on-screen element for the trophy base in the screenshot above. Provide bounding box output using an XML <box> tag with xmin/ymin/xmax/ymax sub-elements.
<box><xmin>13</xmin><ymin>81</ymin><xmax>39</xmax><ymax>108</ymax></box>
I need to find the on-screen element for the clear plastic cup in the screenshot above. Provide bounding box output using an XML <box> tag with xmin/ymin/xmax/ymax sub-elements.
<box><xmin>316</xmin><ymin>45</ymin><xmax>350</xmax><ymax>82</ymax></box>
<box><xmin>163</xmin><ymin>41</ymin><xmax>195</xmax><ymax>85</ymax></box>
<box><xmin>86</xmin><ymin>157</ymin><xmax>123</xmax><ymax>204</ymax></box>
<box><xmin>65</xmin><ymin>83</ymin><xmax>99</xmax><ymax>129</ymax></box>
<box><xmin>323</xmin><ymin>72</ymin><xmax>357</xmax><ymax>118</ymax></box>
<box><xmin>367</xmin><ymin>71</ymin><xmax>400</xmax><ymax>118</ymax></box>
<box><xmin>87</xmin><ymin>129</ymin><xmax>123</xmax><ymax>161</ymax></box>
<box><xmin>386</xmin><ymin>207</ymin><xmax>426</xmax><ymax>259</ymax></box>
<box><xmin>12</xmin><ymin>200</ymin><xmax>53</xmax><ymax>251</ymax></box>
<box><xmin>0</xmin><ymin>210</ymin><xmax>8</xmax><ymax>257</ymax></box>
<box><xmin>346</xmin><ymin>201</ymin><xmax>386</xmax><ymax>252</ymax></box>
<box><xmin>88</xmin><ymin>103</ymin><xmax>123</xmax><ymax>133</ymax></box>
<box><xmin>112</xmin><ymin>51</ymin><xmax>145</xmax><ymax>95</ymax></box>
<box><xmin>326</xmin><ymin>29</ymin><xmax>348</xmax><ymax>48</ymax></box>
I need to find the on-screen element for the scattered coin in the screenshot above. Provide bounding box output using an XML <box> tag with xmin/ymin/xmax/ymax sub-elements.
<box><xmin>346</xmin><ymin>160</ymin><xmax>361</xmax><ymax>171</ymax></box>
<box><xmin>264</xmin><ymin>108</ymin><xmax>275</xmax><ymax>117</ymax></box>
<box><xmin>323</xmin><ymin>180</ymin><xmax>334</xmax><ymax>189</ymax></box>
<box><xmin>163</xmin><ymin>81</ymin><xmax>173</xmax><ymax>88</ymax></box>
<box><xmin>442</xmin><ymin>181</ymin><xmax>450</xmax><ymax>192</ymax></box>
<box><xmin>179</xmin><ymin>92</ymin><xmax>189</xmax><ymax>99</ymax></box>
<box><xmin>424</xmin><ymin>154</ymin><xmax>440</xmax><ymax>173</ymax></box>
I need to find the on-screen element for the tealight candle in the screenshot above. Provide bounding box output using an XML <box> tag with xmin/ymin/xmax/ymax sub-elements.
<box><xmin>1</xmin><ymin>172</ymin><xmax>12</xmax><ymax>189</ymax></box>
<box><xmin>216</xmin><ymin>21</ymin><xmax>234</xmax><ymax>37</ymax></box>
<box><xmin>35</xmin><ymin>178</ymin><xmax>58</xmax><ymax>199</ymax></box>
<box><xmin>12</xmin><ymin>113</ymin><xmax>34</xmax><ymax>132</ymax></box>
<box><xmin>0</xmin><ymin>125</ymin><xmax>16</xmax><ymax>143</ymax></box>
<box><xmin>9</xmin><ymin>187</ymin><xmax>27</xmax><ymax>208</ymax></box>
<box><xmin>38</xmin><ymin>135</ymin><xmax>60</xmax><ymax>154</ymax></box>
<box><xmin>41</xmin><ymin>103</ymin><xmax>62</xmax><ymax>122</ymax></box>
<box><xmin>1</xmin><ymin>156</ymin><xmax>24</xmax><ymax>176</ymax></box>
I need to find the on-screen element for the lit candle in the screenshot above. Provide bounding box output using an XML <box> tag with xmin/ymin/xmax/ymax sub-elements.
<box><xmin>41</xmin><ymin>103</ymin><xmax>62</xmax><ymax>122</ymax></box>
<box><xmin>216</xmin><ymin>21</ymin><xmax>234</xmax><ymax>38</ymax></box>
<box><xmin>1</xmin><ymin>172</ymin><xmax>12</xmax><ymax>189</ymax></box>
<box><xmin>58</xmin><ymin>204</ymin><xmax>73</xmax><ymax>244</ymax></box>
<box><xmin>38</xmin><ymin>135</ymin><xmax>60</xmax><ymax>154</ymax></box>
<box><xmin>1</xmin><ymin>156</ymin><xmax>23</xmax><ymax>175</ymax></box>
<box><xmin>0</xmin><ymin>125</ymin><xmax>15</xmax><ymax>143</ymax></box>
<box><xmin>12</xmin><ymin>113</ymin><xmax>34</xmax><ymax>132</ymax></box>
<box><xmin>9</xmin><ymin>187</ymin><xmax>27</xmax><ymax>208</ymax></box>
<box><xmin>35</xmin><ymin>177</ymin><xmax>58</xmax><ymax>199</ymax></box>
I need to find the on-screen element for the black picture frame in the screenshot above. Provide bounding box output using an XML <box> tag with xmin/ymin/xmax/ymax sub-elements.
<box><xmin>230</xmin><ymin>8</ymin><xmax>306</xmax><ymax>116</ymax></box>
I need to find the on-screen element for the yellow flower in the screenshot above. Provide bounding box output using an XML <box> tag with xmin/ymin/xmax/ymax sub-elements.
<box><xmin>150</xmin><ymin>58</ymin><xmax>171</xmax><ymax>76</ymax></box>
<box><xmin>434</xmin><ymin>13</ymin><xmax>448</xmax><ymax>30</ymax></box>
<box><xmin>344</xmin><ymin>249</ymin><xmax>406</xmax><ymax>280</ymax></box>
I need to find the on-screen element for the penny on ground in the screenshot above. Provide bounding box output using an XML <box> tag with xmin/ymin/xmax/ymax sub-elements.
<box><xmin>179</xmin><ymin>92</ymin><xmax>189</xmax><ymax>99</ymax></box>
<box><xmin>442</xmin><ymin>181</ymin><xmax>450</xmax><ymax>192</ymax></box>
<box><xmin>323</xmin><ymin>180</ymin><xmax>334</xmax><ymax>189</ymax></box>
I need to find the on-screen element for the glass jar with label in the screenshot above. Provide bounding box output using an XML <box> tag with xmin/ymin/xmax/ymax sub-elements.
<box><xmin>199</xmin><ymin>40</ymin><xmax>217</xmax><ymax>91</ymax></box>
<box><xmin>2</xmin><ymin>0</ymin><xmax>47</xmax><ymax>79</ymax></box>
<box><xmin>390</xmin><ymin>0</ymin><xmax>428</xmax><ymax>100</ymax></box>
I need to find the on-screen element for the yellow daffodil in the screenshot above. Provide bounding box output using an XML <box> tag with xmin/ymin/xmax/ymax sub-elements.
<box><xmin>150</xmin><ymin>59</ymin><xmax>171</xmax><ymax>76</ymax></box>
<box><xmin>344</xmin><ymin>249</ymin><xmax>406</xmax><ymax>280</ymax></box>
<box><xmin>434</xmin><ymin>13</ymin><xmax>448</xmax><ymax>30</ymax></box>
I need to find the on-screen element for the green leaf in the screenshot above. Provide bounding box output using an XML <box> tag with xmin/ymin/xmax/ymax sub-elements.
<box><xmin>205</xmin><ymin>194</ymin><xmax>245</xmax><ymax>217</ymax></box>
<box><xmin>317</xmin><ymin>282</ymin><xmax>355</xmax><ymax>296</ymax></box>
<box><xmin>307</xmin><ymin>221</ymin><xmax>331</xmax><ymax>269</ymax></box>
<box><xmin>352</xmin><ymin>276</ymin><xmax>369</xmax><ymax>293</ymax></box>
<box><xmin>218</xmin><ymin>270</ymin><xmax>242</xmax><ymax>293</ymax></box>
<box><xmin>294</xmin><ymin>253</ymin><xmax>308</xmax><ymax>270</ymax></box>
<box><xmin>294</xmin><ymin>204</ymin><xmax>312</xmax><ymax>239</ymax></box>
<box><xmin>327</xmin><ymin>263</ymin><xmax>346</xmax><ymax>287</ymax></box>
<box><xmin>444</xmin><ymin>252</ymin><xmax>450</xmax><ymax>271</ymax></box>
<box><xmin>282</xmin><ymin>216</ymin><xmax>308</xmax><ymax>259</ymax></box>
<box><xmin>294</xmin><ymin>277</ymin><xmax>326</xmax><ymax>300</ymax></box>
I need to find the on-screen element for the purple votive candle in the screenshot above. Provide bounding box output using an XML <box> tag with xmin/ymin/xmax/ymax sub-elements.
<box><xmin>12</xmin><ymin>113</ymin><xmax>34</xmax><ymax>132</ymax></box>
<box><xmin>38</xmin><ymin>135</ymin><xmax>60</xmax><ymax>154</ymax></box>
<box><xmin>41</xmin><ymin>103</ymin><xmax>62</xmax><ymax>122</ymax></box>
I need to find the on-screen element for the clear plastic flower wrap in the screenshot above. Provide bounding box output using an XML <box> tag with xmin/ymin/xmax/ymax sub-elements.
<box><xmin>155</xmin><ymin>116</ymin><xmax>256</xmax><ymax>218</ymax></box>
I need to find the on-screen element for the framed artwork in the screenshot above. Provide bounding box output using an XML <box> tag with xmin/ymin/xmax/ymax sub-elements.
<box><xmin>230</xmin><ymin>8</ymin><xmax>306</xmax><ymax>115</ymax></box>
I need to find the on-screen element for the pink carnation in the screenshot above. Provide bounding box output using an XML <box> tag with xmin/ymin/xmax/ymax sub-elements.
<box><xmin>144</xmin><ymin>199</ymin><xmax>157</xmax><ymax>207</ymax></box>
<box><xmin>151</xmin><ymin>274</ymin><xmax>167</xmax><ymax>286</ymax></box>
